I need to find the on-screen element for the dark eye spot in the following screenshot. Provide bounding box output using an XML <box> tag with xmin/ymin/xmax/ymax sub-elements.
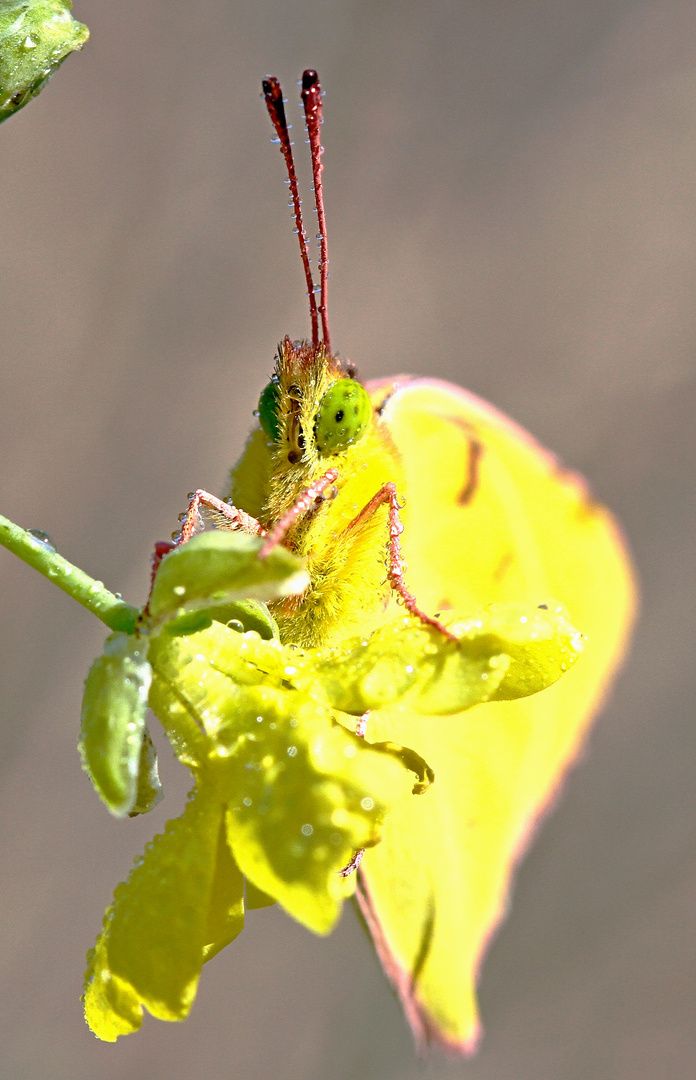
<box><xmin>298</xmin><ymin>432</ymin><xmax>305</xmax><ymax>449</ymax></box>
<box><xmin>334</xmin><ymin>410</ymin><xmax>344</xmax><ymax>422</ymax></box>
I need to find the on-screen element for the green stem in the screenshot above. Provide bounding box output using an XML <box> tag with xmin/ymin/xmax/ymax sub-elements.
<box><xmin>0</xmin><ymin>514</ymin><xmax>139</xmax><ymax>634</ymax></box>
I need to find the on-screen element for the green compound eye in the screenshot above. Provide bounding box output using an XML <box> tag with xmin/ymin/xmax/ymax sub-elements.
<box><xmin>314</xmin><ymin>378</ymin><xmax>372</xmax><ymax>455</ymax></box>
<box><xmin>257</xmin><ymin>379</ymin><xmax>281</xmax><ymax>441</ymax></box>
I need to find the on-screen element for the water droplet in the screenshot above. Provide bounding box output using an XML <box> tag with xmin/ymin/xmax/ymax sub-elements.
<box><xmin>520</xmin><ymin>615</ymin><xmax>528</xmax><ymax>624</ymax></box>
<box><xmin>360</xmin><ymin>797</ymin><xmax>374</xmax><ymax>811</ymax></box>
<box><xmin>242</xmin><ymin>796</ymin><xmax>252</xmax><ymax>807</ymax></box>
<box><xmin>344</xmin><ymin>745</ymin><xmax>356</xmax><ymax>758</ymax></box>
<box><xmin>405</xmin><ymin>664</ymin><xmax>414</xmax><ymax>674</ymax></box>
<box><xmin>287</xmin><ymin>746</ymin><xmax>298</xmax><ymax>757</ymax></box>
<box><xmin>27</xmin><ymin>529</ymin><xmax>56</xmax><ymax>552</ymax></box>
<box><xmin>301</xmin><ymin>823</ymin><xmax>314</xmax><ymax>836</ymax></box>
<box><xmin>173</xmin><ymin>585</ymin><xmax>186</xmax><ymax>597</ymax></box>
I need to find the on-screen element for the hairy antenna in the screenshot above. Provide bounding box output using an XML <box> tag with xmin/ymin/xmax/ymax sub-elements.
<box><xmin>262</xmin><ymin>75</ymin><xmax>319</xmax><ymax>350</ymax></box>
<box><xmin>301</xmin><ymin>69</ymin><xmax>331</xmax><ymax>353</ymax></box>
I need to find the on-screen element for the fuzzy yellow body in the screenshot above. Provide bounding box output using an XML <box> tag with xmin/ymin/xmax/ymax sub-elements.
<box><xmin>227</xmin><ymin>338</ymin><xmax>406</xmax><ymax>648</ymax></box>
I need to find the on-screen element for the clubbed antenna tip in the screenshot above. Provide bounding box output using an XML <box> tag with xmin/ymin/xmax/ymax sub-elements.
<box><xmin>262</xmin><ymin>71</ymin><xmax>331</xmax><ymax>353</ymax></box>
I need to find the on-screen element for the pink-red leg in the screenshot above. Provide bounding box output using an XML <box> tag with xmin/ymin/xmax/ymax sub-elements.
<box><xmin>142</xmin><ymin>492</ymin><xmax>266</xmax><ymax>621</ymax></box>
<box><xmin>347</xmin><ymin>483</ymin><xmax>457</xmax><ymax>642</ymax></box>
<box><xmin>259</xmin><ymin>469</ymin><xmax>339</xmax><ymax>558</ymax></box>
<box><xmin>176</xmin><ymin>489</ymin><xmax>266</xmax><ymax>545</ymax></box>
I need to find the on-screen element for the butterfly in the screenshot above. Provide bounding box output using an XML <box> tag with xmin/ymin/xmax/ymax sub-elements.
<box><xmin>162</xmin><ymin>70</ymin><xmax>636</xmax><ymax>1051</ymax></box>
<box><xmin>81</xmin><ymin>70</ymin><xmax>635</xmax><ymax>1050</ymax></box>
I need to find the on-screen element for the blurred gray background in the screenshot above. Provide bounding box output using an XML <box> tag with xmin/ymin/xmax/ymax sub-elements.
<box><xmin>0</xmin><ymin>1</ymin><xmax>695</xmax><ymax>1077</ymax></box>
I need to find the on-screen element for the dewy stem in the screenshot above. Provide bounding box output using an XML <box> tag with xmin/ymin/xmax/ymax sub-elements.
<box><xmin>0</xmin><ymin>513</ymin><xmax>139</xmax><ymax>634</ymax></box>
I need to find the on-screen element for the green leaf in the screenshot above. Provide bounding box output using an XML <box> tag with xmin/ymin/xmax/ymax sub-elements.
<box><xmin>220</xmin><ymin>696</ymin><xmax>411</xmax><ymax>935</ymax></box>
<box><xmin>0</xmin><ymin>0</ymin><xmax>88</xmax><ymax>123</ymax></box>
<box><xmin>83</xmin><ymin>786</ymin><xmax>227</xmax><ymax>1039</ymax></box>
<box><xmin>78</xmin><ymin>634</ymin><xmax>152</xmax><ymax>817</ymax></box>
<box><xmin>147</xmin><ymin>625</ymin><xmax>414</xmax><ymax>934</ymax></box>
<box><xmin>84</xmin><ymin>597</ymin><xmax>584</xmax><ymax>1038</ymax></box>
<box><xmin>82</xmin><ymin>930</ymin><xmax>144</xmax><ymax>1041</ymax></box>
<box><xmin>147</xmin><ymin>531</ymin><xmax>309</xmax><ymax>631</ymax></box>
<box><xmin>310</xmin><ymin>602</ymin><xmax>582</xmax><ymax>715</ymax></box>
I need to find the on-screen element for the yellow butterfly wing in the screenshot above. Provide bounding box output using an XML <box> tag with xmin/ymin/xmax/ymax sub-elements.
<box><xmin>358</xmin><ymin>377</ymin><xmax>637</xmax><ymax>1051</ymax></box>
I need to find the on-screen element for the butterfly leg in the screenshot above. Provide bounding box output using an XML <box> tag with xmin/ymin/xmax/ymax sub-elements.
<box><xmin>338</xmin><ymin>710</ymin><xmax>370</xmax><ymax>878</ymax></box>
<box><xmin>141</xmin><ymin>493</ymin><xmax>267</xmax><ymax>621</ymax></box>
<box><xmin>259</xmin><ymin>469</ymin><xmax>339</xmax><ymax>558</ymax></box>
<box><xmin>176</xmin><ymin>490</ymin><xmax>266</xmax><ymax>545</ymax></box>
<box><xmin>347</xmin><ymin>483</ymin><xmax>457</xmax><ymax>642</ymax></box>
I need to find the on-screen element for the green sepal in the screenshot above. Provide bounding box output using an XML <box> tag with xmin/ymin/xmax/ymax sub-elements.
<box><xmin>0</xmin><ymin>0</ymin><xmax>88</xmax><ymax>123</ymax></box>
<box><xmin>78</xmin><ymin>633</ymin><xmax>152</xmax><ymax>817</ymax></box>
<box><xmin>146</xmin><ymin>531</ymin><xmax>308</xmax><ymax>631</ymax></box>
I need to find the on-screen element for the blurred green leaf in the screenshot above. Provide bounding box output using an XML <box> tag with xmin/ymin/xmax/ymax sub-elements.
<box><xmin>83</xmin><ymin>787</ymin><xmax>228</xmax><ymax>1040</ymax></box>
<box><xmin>0</xmin><ymin>0</ymin><xmax>88</xmax><ymax>123</ymax></box>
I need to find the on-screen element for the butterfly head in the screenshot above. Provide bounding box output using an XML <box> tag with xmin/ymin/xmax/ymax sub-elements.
<box><xmin>258</xmin><ymin>72</ymin><xmax>373</xmax><ymax>472</ymax></box>
<box><xmin>257</xmin><ymin>337</ymin><xmax>372</xmax><ymax>468</ymax></box>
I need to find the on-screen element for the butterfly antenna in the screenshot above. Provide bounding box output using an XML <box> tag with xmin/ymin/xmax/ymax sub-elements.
<box><xmin>301</xmin><ymin>70</ymin><xmax>331</xmax><ymax>353</ymax></box>
<box><xmin>262</xmin><ymin>76</ymin><xmax>320</xmax><ymax>350</ymax></box>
